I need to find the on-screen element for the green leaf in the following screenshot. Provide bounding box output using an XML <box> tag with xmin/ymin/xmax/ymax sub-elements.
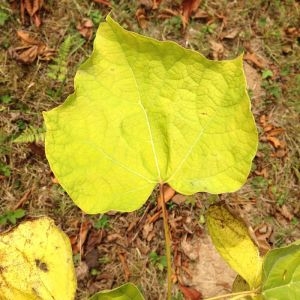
<box><xmin>207</xmin><ymin>205</ymin><xmax>262</xmax><ymax>289</ymax></box>
<box><xmin>43</xmin><ymin>16</ymin><xmax>257</xmax><ymax>213</ymax></box>
<box><xmin>89</xmin><ymin>283</ymin><xmax>145</xmax><ymax>300</ymax></box>
<box><xmin>262</xmin><ymin>243</ymin><xmax>300</xmax><ymax>299</ymax></box>
<box><xmin>12</xmin><ymin>208</ymin><xmax>26</xmax><ymax>218</ymax></box>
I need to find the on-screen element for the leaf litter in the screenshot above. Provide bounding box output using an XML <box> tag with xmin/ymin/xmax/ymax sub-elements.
<box><xmin>1</xmin><ymin>0</ymin><xmax>300</xmax><ymax>299</ymax></box>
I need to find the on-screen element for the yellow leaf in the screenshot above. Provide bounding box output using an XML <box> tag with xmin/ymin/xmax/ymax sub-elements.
<box><xmin>0</xmin><ymin>217</ymin><xmax>76</xmax><ymax>299</ymax></box>
<box><xmin>207</xmin><ymin>205</ymin><xmax>262</xmax><ymax>289</ymax></box>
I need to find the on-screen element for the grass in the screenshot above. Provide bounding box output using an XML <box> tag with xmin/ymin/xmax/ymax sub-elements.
<box><xmin>0</xmin><ymin>0</ymin><xmax>299</xmax><ymax>298</ymax></box>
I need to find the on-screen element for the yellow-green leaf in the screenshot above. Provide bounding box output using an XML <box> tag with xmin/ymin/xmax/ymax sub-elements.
<box><xmin>262</xmin><ymin>243</ymin><xmax>300</xmax><ymax>299</ymax></box>
<box><xmin>0</xmin><ymin>217</ymin><xmax>76</xmax><ymax>299</ymax></box>
<box><xmin>89</xmin><ymin>283</ymin><xmax>145</xmax><ymax>300</ymax></box>
<box><xmin>44</xmin><ymin>16</ymin><xmax>257</xmax><ymax>214</ymax></box>
<box><xmin>207</xmin><ymin>205</ymin><xmax>262</xmax><ymax>289</ymax></box>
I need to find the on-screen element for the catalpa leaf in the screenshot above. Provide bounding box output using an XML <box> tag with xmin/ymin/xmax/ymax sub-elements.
<box><xmin>0</xmin><ymin>217</ymin><xmax>76</xmax><ymax>299</ymax></box>
<box><xmin>262</xmin><ymin>243</ymin><xmax>300</xmax><ymax>299</ymax></box>
<box><xmin>89</xmin><ymin>283</ymin><xmax>145</xmax><ymax>300</ymax></box>
<box><xmin>43</xmin><ymin>16</ymin><xmax>257</xmax><ymax>213</ymax></box>
<box><xmin>207</xmin><ymin>205</ymin><xmax>262</xmax><ymax>289</ymax></box>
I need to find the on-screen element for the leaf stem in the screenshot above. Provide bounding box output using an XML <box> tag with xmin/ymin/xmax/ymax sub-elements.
<box><xmin>159</xmin><ymin>183</ymin><xmax>172</xmax><ymax>300</ymax></box>
<box><xmin>204</xmin><ymin>288</ymin><xmax>260</xmax><ymax>300</ymax></box>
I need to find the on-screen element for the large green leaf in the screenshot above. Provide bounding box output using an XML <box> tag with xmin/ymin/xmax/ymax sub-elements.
<box><xmin>43</xmin><ymin>16</ymin><xmax>257</xmax><ymax>213</ymax></box>
<box><xmin>207</xmin><ymin>205</ymin><xmax>262</xmax><ymax>289</ymax></box>
<box><xmin>89</xmin><ymin>283</ymin><xmax>145</xmax><ymax>300</ymax></box>
<box><xmin>262</xmin><ymin>243</ymin><xmax>300</xmax><ymax>299</ymax></box>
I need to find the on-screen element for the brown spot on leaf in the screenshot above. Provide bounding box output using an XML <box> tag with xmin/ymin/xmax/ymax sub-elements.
<box><xmin>35</xmin><ymin>259</ymin><xmax>48</xmax><ymax>272</ymax></box>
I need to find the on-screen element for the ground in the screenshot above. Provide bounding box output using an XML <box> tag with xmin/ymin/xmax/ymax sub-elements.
<box><xmin>0</xmin><ymin>0</ymin><xmax>299</xmax><ymax>299</ymax></box>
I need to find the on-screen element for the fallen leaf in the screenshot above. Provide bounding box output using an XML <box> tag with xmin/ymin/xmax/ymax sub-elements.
<box><xmin>152</xmin><ymin>0</ymin><xmax>163</xmax><ymax>9</ymax></box>
<box><xmin>74</xmin><ymin>220</ymin><xmax>92</xmax><ymax>254</ymax></box>
<box><xmin>85</xmin><ymin>249</ymin><xmax>99</xmax><ymax>269</ymax></box>
<box><xmin>271</xmin><ymin>149</ymin><xmax>287</xmax><ymax>158</ymax></box>
<box><xmin>181</xmin><ymin>0</ymin><xmax>202</xmax><ymax>29</ymax></box>
<box><xmin>181</xmin><ymin>235</ymin><xmax>199</xmax><ymax>260</ymax></box>
<box><xmin>253</xmin><ymin>223</ymin><xmax>272</xmax><ymax>255</ymax></box>
<box><xmin>20</xmin><ymin>0</ymin><xmax>44</xmax><ymax>27</ymax></box>
<box><xmin>142</xmin><ymin>222</ymin><xmax>154</xmax><ymax>241</ymax></box>
<box><xmin>136</xmin><ymin>7</ymin><xmax>148</xmax><ymax>29</ymax></box>
<box><xmin>210</xmin><ymin>41</ymin><xmax>224</xmax><ymax>60</ymax></box>
<box><xmin>221</xmin><ymin>28</ymin><xmax>239</xmax><ymax>40</ymax></box>
<box><xmin>118</xmin><ymin>252</ymin><xmax>130</xmax><ymax>281</ymax></box>
<box><xmin>9</xmin><ymin>30</ymin><xmax>55</xmax><ymax>64</ymax></box>
<box><xmin>179</xmin><ymin>284</ymin><xmax>203</xmax><ymax>300</ymax></box>
<box><xmin>266</xmin><ymin>136</ymin><xmax>283</xmax><ymax>148</ymax></box>
<box><xmin>92</xmin><ymin>0</ymin><xmax>112</xmax><ymax>6</ymax></box>
<box><xmin>172</xmin><ymin>194</ymin><xmax>187</xmax><ymax>205</ymax></box>
<box><xmin>76</xmin><ymin>261</ymin><xmax>89</xmax><ymax>281</ymax></box>
<box><xmin>0</xmin><ymin>217</ymin><xmax>76</xmax><ymax>298</ymax></box>
<box><xmin>193</xmin><ymin>9</ymin><xmax>210</xmax><ymax>20</ymax></box>
<box><xmin>77</xmin><ymin>18</ymin><xmax>94</xmax><ymax>40</ymax></box>
<box><xmin>267</xmin><ymin>127</ymin><xmax>285</xmax><ymax>137</ymax></box>
<box><xmin>244</xmin><ymin>52</ymin><xmax>267</xmax><ymax>69</ymax></box>
<box><xmin>86</xmin><ymin>229</ymin><xmax>106</xmax><ymax>250</ymax></box>
<box><xmin>278</xmin><ymin>205</ymin><xmax>294</xmax><ymax>221</ymax></box>
<box><xmin>207</xmin><ymin>205</ymin><xmax>262</xmax><ymax>288</ymax></box>
<box><xmin>157</xmin><ymin>185</ymin><xmax>176</xmax><ymax>207</ymax></box>
<box><xmin>255</xmin><ymin>167</ymin><xmax>268</xmax><ymax>178</ymax></box>
<box><xmin>185</xmin><ymin>234</ymin><xmax>236</xmax><ymax>297</ymax></box>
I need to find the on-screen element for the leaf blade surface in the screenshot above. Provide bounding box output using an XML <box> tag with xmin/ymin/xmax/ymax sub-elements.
<box><xmin>89</xmin><ymin>282</ymin><xmax>145</xmax><ymax>300</ymax></box>
<box><xmin>207</xmin><ymin>205</ymin><xmax>262</xmax><ymax>289</ymax></box>
<box><xmin>44</xmin><ymin>16</ymin><xmax>257</xmax><ymax>213</ymax></box>
<box><xmin>0</xmin><ymin>217</ymin><xmax>76</xmax><ymax>299</ymax></box>
<box><xmin>262</xmin><ymin>243</ymin><xmax>300</xmax><ymax>299</ymax></box>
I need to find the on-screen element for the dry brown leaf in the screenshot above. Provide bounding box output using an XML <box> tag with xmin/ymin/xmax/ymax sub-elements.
<box><xmin>118</xmin><ymin>252</ymin><xmax>131</xmax><ymax>281</ymax></box>
<box><xmin>181</xmin><ymin>0</ymin><xmax>202</xmax><ymax>29</ymax></box>
<box><xmin>181</xmin><ymin>235</ymin><xmax>199</xmax><ymax>260</ymax></box>
<box><xmin>75</xmin><ymin>261</ymin><xmax>89</xmax><ymax>281</ymax></box>
<box><xmin>253</xmin><ymin>223</ymin><xmax>272</xmax><ymax>255</ymax></box>
<box><xmin>172</xmin><ymin>194</ymin><xmax>186</xmax><ymax>205</ymax></box>
<box><xmin>267</xmin><ymin>127</ymin><xmax>285</xmax><ymax>137</ymax></box>
<box><xmin>142</xmin><ymin>222</ymin><xmax>154</xmax><ymax>241</ymax></box>
<box><xmin>75</xmin><ymin>220</ymin><xmax>92</xmax><ymax>255</ymax></box>
<box><xmin>152</xmin><ymin>0</ymin><xmax>163</xmax><ymax>9</ymax></box>
<box><xmin>184</xmin><ymin>234</ymin><xmax>236</xmax><ymax>297</ymax></box>
<box><xmin>221</xmin><ymin>28</ymin><xmax>239</xmax><ymax>40</ymax></box>
<box><xmin>266</xmin><ymin>136</ymin><xmax>283</xmax><ymax>148</ymax></box>
<box><xmin>93</xmin><ymin>0</ymin><xmax>112</xmax><ymax>6</ymax></box>
<box><xmin>85</xmin><ymin>249</ymin><xmax>99</xmax><ymax>269</ymax></box>
<box><xmin>158</xmin><ymin>8</ymin><xmax>179</xmax><ymax>19</ymax></box>
<box><xmin>255</xmin><ymin>167</ymin><xmax>268</xmax><ymax>178</ymax></box>
<box><xmin>21</xmin><ymin>0</ymin><xmax>44</xmax><ymax>27</ymax></box>
<box><xmin>244</xmin><ymin>52</ymin><xmax>267</xmax><ymax>69</ymax></box>
<box><xmin>135</xmin><ymin>7</ymin><xmax>148</xmax><ymax>29</ymax></box>
<box><xmin>271</xmin><ymin>149</ymin><xmax>287</xmax><ymax>158</ymax></box>
<box><xmin>106</xmin><ymin>233</ymin><xmax>123</xmax><ymax>242</ymax></box>
<box><xmin>210</xmin><ymin>40</ymin><xmax>224</xmax><ymax>60</ymax></box>
<box><xmin>179</xmin><ymin>284</ymin><xmax>203</xmax><ymax>300</ymax></box>
<box><xmin>10</xmin><ymin>30</ymin><xmax>55</xmax><ymax>64</ymax></box>
<box><xmin>77</xmin><ymin>18</ymin><xmax>94</xmax><ymax>40</ymax></box>
<box><xmin>157</xmin><ymin>185</ymin><xmax>176</xmax><ymax>207</ymax></box>
<box><xmin>278</xmin><ymin>205</ymin><xmax>294</xmax><ymax>221</ymax></box>
<box><xmin>193</xmin><ymin>9</ymin><xmax>210</xmax><ymax>20</ymax></box>
<box><xmin>17</xmin><ymin>30</ymin><xmax>40</xmax><ymax>45</ymax></box>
